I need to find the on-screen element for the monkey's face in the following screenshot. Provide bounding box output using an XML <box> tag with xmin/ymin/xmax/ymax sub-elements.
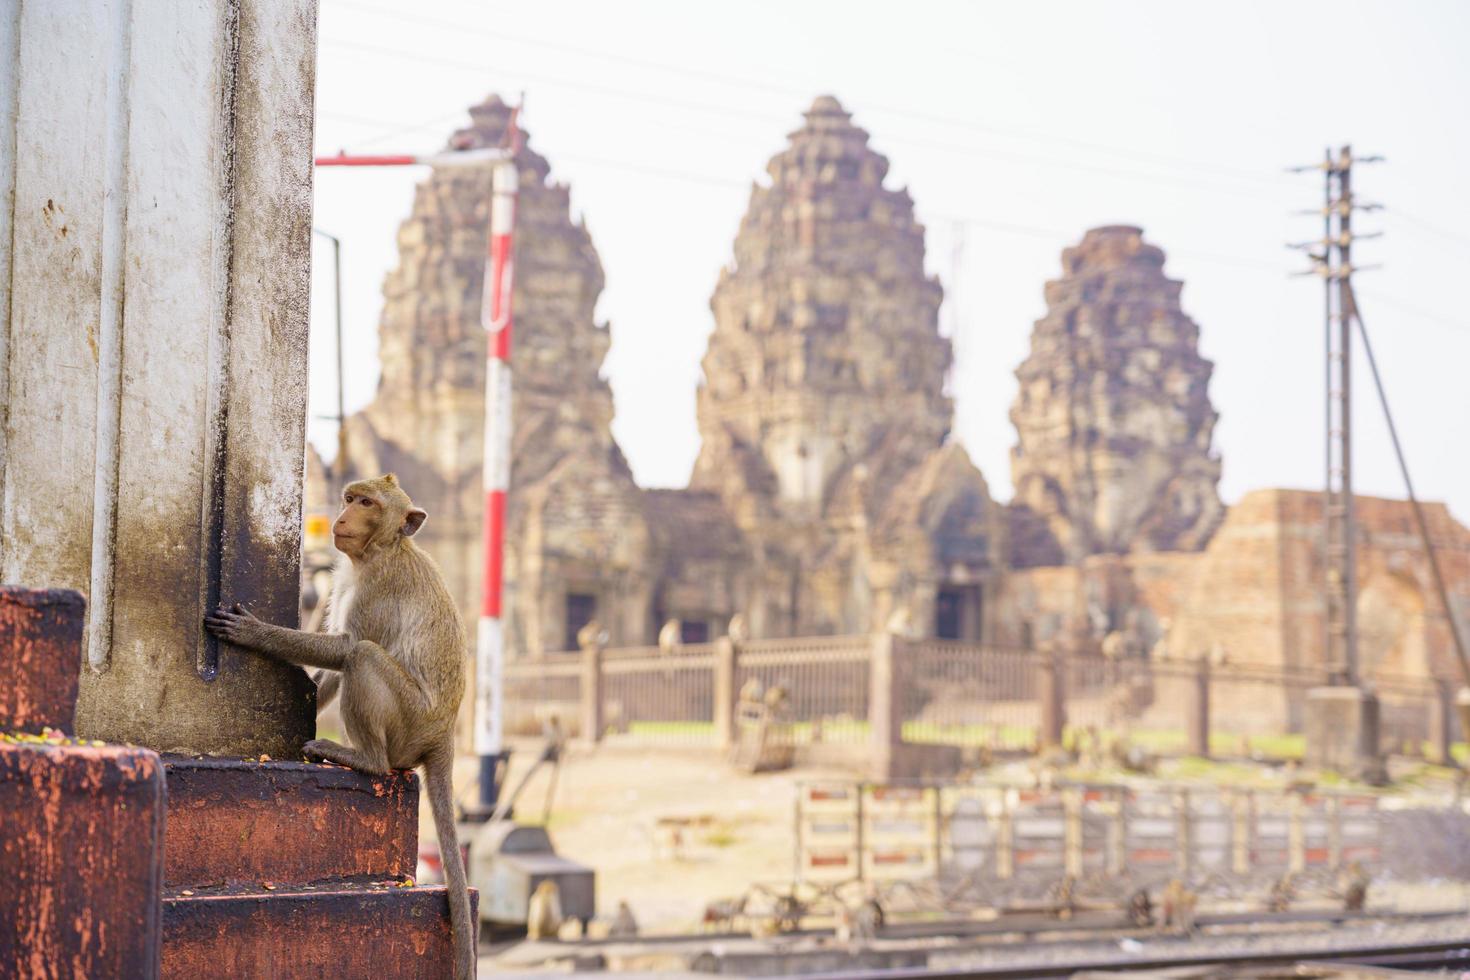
<box><xmin>332</xmin><ymin>490</ymin><xmax>382</xmax><ymax>559</ymax></box>
<box><xmin>334</xmin><ymin>475</ymin><xmax>428</xmax><ymax>559</ymax></box>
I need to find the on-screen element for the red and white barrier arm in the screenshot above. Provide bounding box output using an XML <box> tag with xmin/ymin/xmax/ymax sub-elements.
<box><xmin>314</xmin><ymin>147</ymin><xmax>511</xmax><ymax>168</ymax></box>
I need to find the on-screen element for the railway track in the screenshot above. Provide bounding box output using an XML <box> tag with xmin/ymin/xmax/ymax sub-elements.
<box><xmin>489</xmin><ymin>908</ymin><xmax>1470</xmax><ymax>976</ymax></box>
<box><xmin>503</xmin><ymin>905</ymin><xmax>1462</xmax><ymax>950</ymax></box>
<box><xmin>800</xmin><ymin>937</ymin><xmax>1470</xmax><ymax>979</ymax></box>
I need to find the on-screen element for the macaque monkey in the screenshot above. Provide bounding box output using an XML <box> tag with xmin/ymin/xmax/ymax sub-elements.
<box><xmin>204</xmin><ymin>474</ymin><xmax>475</xmax><ymax>980</ymax></box>
<box><xmin>1160</xmin><ymin>878</ymin><xmax>1197</xmax><ymax>933</ymax></box>
<box><xmin>526</xmin><ymin>879</ymin><xmax>563</xmax><ymax>941</ymax></box>
<box><xmin>608</xmin><ymin>900</ymin><xmax>639</xmax><ymax>938</ymax></box>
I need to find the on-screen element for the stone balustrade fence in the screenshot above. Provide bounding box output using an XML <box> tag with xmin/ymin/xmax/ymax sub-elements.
<box><xmin>501</xmin><ymin>633</ymin><xmax>1467</xmax><ymax>776</ymax></box>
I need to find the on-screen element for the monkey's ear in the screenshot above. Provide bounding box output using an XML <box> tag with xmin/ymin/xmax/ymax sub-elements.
<box><xmin>403</xmin><ymin>508</ymin><xmax>427</xmax><ymax>537</ymax></box>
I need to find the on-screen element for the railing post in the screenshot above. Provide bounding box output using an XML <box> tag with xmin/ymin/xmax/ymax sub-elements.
<box><xmin>713</xmin><ymin>635</ymin><xmax>739</xmax><ymax>751</ymax></box>
<box><xmin>579</xmin><ymin>625</ymin><xmax>605</xmax><ymax>745</ymax></box>
<box><xmin>869</xmin><ymin>632</ymin><xmax>905</xmax><ymax>779</ymax></box>
<box><xmin>1429</xmin><ymin>679</ymin><xmax>1455</xmax><ymax>765</ymax></box>
<box><xmin>1187</xmin><ymin>658</ymin><xmax>1211</xmax><ymax>758</ymax></box>
<box><xmin>1456</xmin><ymin>687</ymin><xmax>1470</xmax><ymax>765</ymax></box>
<box><xmin>1038</xmin><ymin>642</ymin><xmax>1066</xmax><ymax>749</ymax></box>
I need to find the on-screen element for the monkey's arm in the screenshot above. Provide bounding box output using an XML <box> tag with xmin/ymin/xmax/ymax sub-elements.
<box><xmin>205</xmin><ymin>604</ymin><xmax>352</xmax><ymax>670</ymax></box>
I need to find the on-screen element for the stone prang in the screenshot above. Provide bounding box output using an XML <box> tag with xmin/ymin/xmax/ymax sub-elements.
<box><xmin>327</xmin><ymin>94</ymin><xmax>646</xmax><ymax>666</ymax></box>
<box><xmin>689</xmin><ymin>95</ymin><xmax>998</xmax><ymax>638</ymax></box>
<box><xmin>1009</xmin><ymin>226</ymin><xmax>1224</xmax><ymax>565</ymax></box>
<box><xmin>310</xmin><ymin>95</ymin><xmax>1001</xmax><ymax>661</ymax></box>
<box><xmin>693</xmin><ymin>95</ymin><xmax>951</xmax><ymax>513</ymax></box>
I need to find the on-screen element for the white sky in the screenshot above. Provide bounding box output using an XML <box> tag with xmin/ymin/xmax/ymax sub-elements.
<box><xmin>309</xmin><ymin>0</ymin><xmax>1470</xmax><ymax>524</ymax></box>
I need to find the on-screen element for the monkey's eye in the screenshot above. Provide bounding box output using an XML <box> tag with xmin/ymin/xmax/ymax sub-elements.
<box><xmin>359</xmin><ymin>498</ymin><xmax>375</xmax><ymax>508</ymax></box>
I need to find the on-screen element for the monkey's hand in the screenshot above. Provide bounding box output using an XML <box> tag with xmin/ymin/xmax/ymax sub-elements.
<box><xmin>204</xmin><ymin>603</ymin><xmax>269</xmax><ymax>650</ymax></box>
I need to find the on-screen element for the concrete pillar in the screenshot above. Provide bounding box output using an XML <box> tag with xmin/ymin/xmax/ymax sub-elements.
<box><xmin>1186</xmin><ymin>660</ymin><xmax>1211</xmax><ymax>758</ymax></box>
<box><xmin>1456</xmin><ymin>688</ymin><xmax>1470</xmax><ymax>764</ymax></box>
<box><xmin>869</xmin><ymin>631</ymin><xmax>906</xmax><ymax>779</ymax></box>
<box><xmin>1428</xmin><ymin>680</ymin><xmax>1456</xmax><ymax>765</ymax></box>
<box><xmin>580</xmin><ymin>631</ymin><xmax>605</xmax><ymax>744</ymax></box>
<box><xmin>1304</xmin><ymin>685</ymin><xmax>1384</xmax><ymax>783</ymax></box>
<box><xmin>713</xmin><ymin>635</ymin><xmax>739</xmax><ymax>750</ymax></box>
<box><xmin>0</xmin><ymin>0</ymin><xmax>319</xmax><ymax>757</ymax></box>
<box><xmin>1038</xmin><ymin>644</ymin><xmax>1066</xmax><ymax>749</ymax></box>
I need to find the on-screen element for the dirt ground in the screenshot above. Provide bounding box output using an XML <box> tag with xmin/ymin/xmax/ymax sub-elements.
<box><xmin>420</xmin><ymin>739</ymin><xmax>1470</xmax><ymax>940</ymax></box>
<box><xmin>430</xmin><ymin>740</ymin><xmax>852</xmax><ymax>933</ymax></box>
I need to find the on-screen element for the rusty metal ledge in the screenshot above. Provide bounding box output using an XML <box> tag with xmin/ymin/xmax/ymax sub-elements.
<box><xmin>0</xmin><ymin>586</ymin><xmax>85</xmax><ymax>734</ymax></box>
<box><xmin>162</xmin><ymin>884</ymin><xmax>477</xmax><ymax>980</ymax></box>
<box><xmin>164</xmin><ymin>754</ymin><xmax>419</xmax><ymax>888</ymax></box>
<box><xmin>1</xmin><ymin>741</ymin><xmax>165</xmax><ymax>979</ymax></box>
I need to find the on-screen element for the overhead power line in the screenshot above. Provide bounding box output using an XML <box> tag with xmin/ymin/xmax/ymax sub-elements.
<box><xmin>329</xmin><ymin>0</ymin><xmax>1296</xmax><ymax>189</ymax></box>
<box><xmin>317</xmin><ymin>33</ymin><xmax>1294</xmax><ymax>203</ymax></box>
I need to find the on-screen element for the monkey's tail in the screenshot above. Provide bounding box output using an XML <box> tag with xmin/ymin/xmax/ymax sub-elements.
<box><xmin>424</xmin><ymin>747</ymin><xmax>477</xmax><ymax>980</ymax></box>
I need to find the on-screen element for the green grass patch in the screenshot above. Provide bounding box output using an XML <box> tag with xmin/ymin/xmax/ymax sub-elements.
<box><xmin>902</xmin><ymin>721</ymin><xmax>1037</xmax><ymax>747</ymax></box>
<box><xmin>701</xmin><ymin>827</ymin><xmax>740</xmax><ymax>848</ymax></box>
<box><xmin>624</xmin><ymin>721</ymin><xmax>715</xmax><ymax>738</ymax></box>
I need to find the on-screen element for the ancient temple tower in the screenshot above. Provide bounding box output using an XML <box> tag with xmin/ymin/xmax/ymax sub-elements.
<box><xmin>331</xmin><ymin>95</ymin><xmax>647</xmax><ymax>657</ymax></box>
<box><xmin>692</xmin><ymin>95</ymin><xmax>950</xmax><ymax>511</ymax></box>
<box><xmin>691</xmin><ymin>96</ymin><xmax>998</xmax><ymax>637</ymax></box>
<box><xmin>1009</xmin><ymin>226</ymin><xmax>1224</xmax><ymax>564</ymax></box>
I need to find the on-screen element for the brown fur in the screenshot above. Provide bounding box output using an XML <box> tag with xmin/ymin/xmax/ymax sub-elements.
<box><xmin>205</xmin><ymin>474</ymin><xmax>476</xmax><ymax>979</ymax></box>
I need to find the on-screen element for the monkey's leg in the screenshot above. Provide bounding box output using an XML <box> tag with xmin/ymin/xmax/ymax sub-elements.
<box><xmin>205</xmin><ymin>604</ymin><xmax>353</xmax><ymax>669</ymax></box>
<box><xmin>302</xmin><ymin>737</ymin><xmax>390</xmax><ymax>775</ymax></box>
<box><xmin>340</xmin><ymin>639</ymin><xmax>430</xmax><ymax>715</ymax></box>
<box><xmin>307</xmin><ymin>642</ymin><xmax>427</xmax><ymax>774</ymax></box>
<box><xmin>313</xmin><ymin>669</ymin><xmax>342</xmax><ymax>713</ymax></box>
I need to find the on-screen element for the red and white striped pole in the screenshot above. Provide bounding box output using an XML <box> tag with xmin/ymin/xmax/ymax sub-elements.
<box><xmin>475</xmin><ymin>149</ymin><xmax>517</xmax><ymax>804</ymax></box>
<box><xmin>315</xmin><ymin>126</ymin><xmax>519</xmax><ymax>809</ymax></box>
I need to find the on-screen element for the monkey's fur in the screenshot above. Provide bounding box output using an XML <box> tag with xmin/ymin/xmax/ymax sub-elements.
<box><xmin>205</xmin><ymin>474</ymin><xmax>475</xmax><ymax>979</ymax></box>
<box><xmin>526</xmin><ymin>879</ymin><xmax>563</xmax><ymax>941</ymax></box>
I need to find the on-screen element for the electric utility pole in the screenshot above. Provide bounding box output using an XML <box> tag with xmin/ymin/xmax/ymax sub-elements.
<box><xmin>1290</xmin><ymin>145</ymin><xmax>1382</xmax><ymax>687</ymax></box>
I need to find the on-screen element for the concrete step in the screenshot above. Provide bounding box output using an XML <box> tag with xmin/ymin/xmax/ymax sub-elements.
<box><xmin>162</xmin><ymin>881</ymin><xmax>475</xmax><ymax>979</ymax></box>
<box><xmin>164</xmin><ymin>755</ymin><xmax>420</xmax><ymax>889</ymax></box>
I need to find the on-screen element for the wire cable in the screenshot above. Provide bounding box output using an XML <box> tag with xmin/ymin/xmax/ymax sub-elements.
<box><xmin>1346</xmin><ymin>282</ymin><xmax>1470</xmax><ymax>686</ymax></box>
<box><xmin>330</xmin><ymin>0</ymin><xmax>1294</xmax><ymax>190</ymax></box>
<box><xmin>316</xmin><ymin>32</ymin><xmax>1294</xmax><ymax>202</ymax></box>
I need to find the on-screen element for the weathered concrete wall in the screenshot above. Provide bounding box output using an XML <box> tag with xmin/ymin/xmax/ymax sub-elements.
<box><xmin>0</xmin><ymin>0</ymin><xmax>319</xmax><ymax>756</ymax></box>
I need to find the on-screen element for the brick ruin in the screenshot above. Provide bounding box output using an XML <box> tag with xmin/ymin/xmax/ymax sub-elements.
<box><xmin>311</xmin><ymin>94</ymin><xmax>1470</xmax><ymax>709</ymax></box>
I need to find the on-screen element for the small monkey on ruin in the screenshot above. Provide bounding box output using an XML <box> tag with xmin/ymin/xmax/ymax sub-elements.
<box><xmin>204</xmin><ymin>474</ymin><xmax>475</xmax><ymax>980</ymax></box>
<box><xmin>526</xmin><ymin>879</ymin><xmax>563</xmax><ymax>941</ymax></box>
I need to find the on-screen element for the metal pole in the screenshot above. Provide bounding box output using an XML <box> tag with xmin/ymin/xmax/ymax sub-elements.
<box><xmin>1337</xmin><ymin>145</ymin><xmax>1359</xmax><ymax>685</ymax></box>
<box><xmin>1321</xmin><ymin>149</ymin><xmax>1336</xmax><ymax>682</ymax></box>
<box><xmin>311</xmin><ymin>228</ymin><xmax>348</xmax><ymax>480</ymax></box>
<box><xmin>476</xmin><ymin>148</ymin><xmax>518</xmax><ymax>809</ymax></box>
<box><xmin>331</xmin><ymin>234</ymin><xmax>347</xmax><ymax>477</ymax></box>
